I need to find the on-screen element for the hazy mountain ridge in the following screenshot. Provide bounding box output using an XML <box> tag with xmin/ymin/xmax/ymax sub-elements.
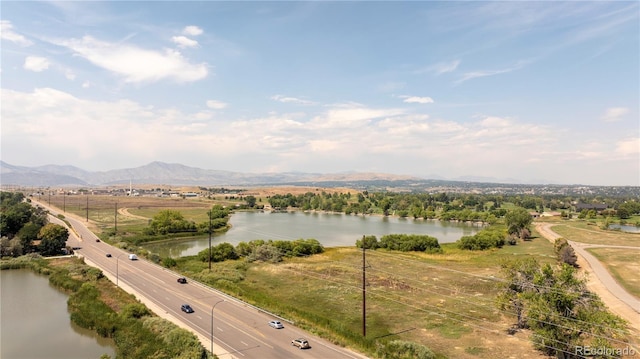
<box><xmin>0</xmin><ymin>161</ymin><xmax>418</xmax><ymax>187</ymax></box>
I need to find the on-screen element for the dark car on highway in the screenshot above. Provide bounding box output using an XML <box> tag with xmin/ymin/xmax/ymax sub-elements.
<box><xmin>177</xmin><ymin>277</ymin><xmax>187</xmax><ymax>284</ymax></box>
<box><xmin>181</xmin><ymin>304</ymin><xmax>194</xmax><ymax>313</ymax></box>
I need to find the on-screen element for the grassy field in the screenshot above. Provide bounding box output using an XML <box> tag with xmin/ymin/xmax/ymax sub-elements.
<box><xmin>586</xmin><ymin>247</ymin><xmax>640</xmax><ymax>299</ymax></box>
<box><xmin>550</xmin><ymin>221</ymin><xmax>640</xmax><ymax>246</ymax></box>
<box><xmin>173</xmin><ymin>236</ymin><xmax>559</xmax><ymax>359</ymax></box>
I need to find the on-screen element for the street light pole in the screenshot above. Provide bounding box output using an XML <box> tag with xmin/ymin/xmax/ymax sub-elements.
<box><xmin>211</xmin><ymin>299</ymin><xmax>225</xmax><ymax>357</ymax></box>
<box><xmin>116</xmin><ymin>253</ymin><xmax>125</xmax><ymax>287</ymax></box>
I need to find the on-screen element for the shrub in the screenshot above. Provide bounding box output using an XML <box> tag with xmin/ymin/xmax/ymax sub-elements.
<box><xmin>379</xmin><ymin>234</ymin><xmax>441</xmax><ymax>253</ymax></box>
<box><xmin>376</xmin><ymin>340</ymin><xmax>436</xmax><ymax>359</ymax></box>
<box><xmin>457</xmin><ymin>227</ymin><xmax>506</xmax><ymax>250</ymax></box>
<box><xmin>355</xmin><ymin>235</ymin><xmax>379</xmax><ymax>249</ymax></box>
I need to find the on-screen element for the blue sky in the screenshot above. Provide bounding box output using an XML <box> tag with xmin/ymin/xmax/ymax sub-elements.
<box><xmin>1</xmin><ymin>1</ymin><xmax>638</xmax><ymax>186</ymax></box>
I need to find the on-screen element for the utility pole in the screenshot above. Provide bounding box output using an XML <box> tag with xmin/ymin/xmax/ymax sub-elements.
<box><xmin>362</xmin><ymin>235</ymin><xmax>366</xmax><ymax>337</ymax></box>
<box><xmin>208</xmin><ymin>209</ymin><xmax>212</xmax><ymax>271</ymax></box>
<box><xmin>86</xmin><ymin>195</ymin><xmax>89</xmax><ymax>222</ymax></box>
<box><xmin>114</xmin><ymin>201</ymin><xmax>118</xmax><ymax>233</ymax></box>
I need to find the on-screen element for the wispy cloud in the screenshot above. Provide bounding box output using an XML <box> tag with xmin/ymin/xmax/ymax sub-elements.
<box><xmin>51</xmin><ymin>36</ymin><xmax>208</xmax><ymax>83</ymax></box>
<box><xmin>455</xmin><ymin>60</ymin><xmax>530</xmax><ymax>85</ymax></box>
<box><xmin>432</xmin><ymin>60</ymin><xmax>460</xmax><ymax>75</ymax></box>
<box><xmin>601</xmin><ymin>107</ymin><xmax>628</xmax><ymax>122</ymax></box>
<box><xmin>23</xmin><ymin>56</ymin><xmax>50</xmax><ymax>72</ymax></box>
<box><xmin>414</xmin><ymin>60</ymin><xmax>460</xmax><ymax>75</ymax></box>
<box><xmin>1</xmin><ymin>20</ymin><xmax>33</xmax><ymax>46</ymax></box>
<box><xmin>271</xmin><ymin>94</ymin><xmax>315</xmax><ymax>105</ymax></box>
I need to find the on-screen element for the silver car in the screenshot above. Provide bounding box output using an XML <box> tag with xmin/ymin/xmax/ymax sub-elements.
<box><xmin>268</xmin><ymin>320</ymin><xmax>284</xmax><ymax>329</ymax></box>
<box><xmin>291</xmin><ymin>338</ymin><xmax>310</xmax><ymax>349</ymax></box>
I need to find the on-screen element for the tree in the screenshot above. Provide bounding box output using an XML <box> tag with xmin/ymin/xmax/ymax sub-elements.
<box><xmin>147</xmin><ymin>210</ymin><xmax>196</xmax><ymax>235</ymax></box>
<box><xmin>527</xmin><ymin>264</ymin><xmax>627</xmax><ymax>358</ymax></box>
<box><xmin>505</xmin><ymin>207</ymin><xmax>533</xmax><ymax>238</ymax></box>
<box><xmin>496</xmin><ymin>258</ymin><xmax>539</xmax><ymax>330</ymax></box>
<box><xmin>497</xmin><ymin>259</ymin><xmax>628</xmax><ymax>358</ymax></box>
<box><xmin>0</xmin><ymin>202</ymin><xmax>34</xmax><ymax>238</ymax></box>
<box><xmin>38</xmin><ymin>223</ymin><xmax>69</xmax><ymax>256</ymax></box>
<box><xmin>17</xmin><ymin>222</ymin><xmax>42</xmax><ymax>251</ymax></box>
<box><xmin>245</xmin><ymin>195</ymin><xmax>257</xmax><ymax>208</ymax></box>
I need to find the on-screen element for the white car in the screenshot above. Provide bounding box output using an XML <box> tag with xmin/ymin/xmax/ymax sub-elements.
<box><xmin>268</xmin><ymin>320</ymin><xmax>284</xmax><ymax>329</ymax></box>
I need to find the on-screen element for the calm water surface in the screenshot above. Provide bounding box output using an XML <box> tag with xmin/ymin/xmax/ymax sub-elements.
<box><xmin>609</xmin><ymin>224</ymin><xmax>640</xmax><ymax>233</ymax></box>
<box><xmin>1</xmin><ymin>269</ymin><xmax>116</xmax><ymax>359</ymax></box>
<box><xmin>143</xmin><ymin>211</ymin><xmax>481</xmax><ymax>258</ymax></box>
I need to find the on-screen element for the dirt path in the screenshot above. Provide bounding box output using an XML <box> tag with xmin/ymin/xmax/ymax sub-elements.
<box><xmin>534</xmin><ymin>223</ymin><xmax>640</xmax><ymax>336</ymax></box>
<box><xmin>118</xmin><ymin>207</ymin><xmax>149</xmax><ymax>220</ymax></box>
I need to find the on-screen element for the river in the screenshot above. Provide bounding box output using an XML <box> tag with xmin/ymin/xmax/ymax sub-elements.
<box><xmin>142</xmin><ymin>210</ymin><xmax>481</xmax><ymax>258</ymax></box>
<box><xmin>0</xmin><ymin>269</ymin><xmax>116</xmax><ymax>359</ymax></box>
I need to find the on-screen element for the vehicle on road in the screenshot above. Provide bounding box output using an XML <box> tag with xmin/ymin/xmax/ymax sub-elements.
<box><xmin>128</xmin><ymin>254</ymin><xmax>138</xmax><ymax>260</ymax></box>
<box><xmin>177</xmin><ymin>277</ymin><xmax>187</xmax><ymax>284</ymax></box>
<box><xmin>268</xmin><ymin>320</ymin><xmax>284</xmax><ymax>329</ymax></box>
<box><xmin>291</xmin><ymin>338</ymin><xmax>310</xmax><ymax>349</ymax></box>
<box><xmin>181</xmin><ymin>304</ymin><xmax>194</xmax><ymax>313</ymax></box>
<box><xmin>95</xmin><ymin>239</ymin><xmax>100</xmax><ymax>242</ymax></box>
<box><xmin>106</xmin><ymin>253</ymin><xmax>112</xmax><ymax>257</ymax></box>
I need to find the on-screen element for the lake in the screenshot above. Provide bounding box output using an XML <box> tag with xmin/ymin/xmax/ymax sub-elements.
<box><xmin>142</xmin><ymin>210</ymin><xmax>481</xmax><ymax>258</ymax></box>
<box><xmin>0</xmin><ymin>269</ymin><xmax>116</xmax><ymax>359</ymax></box>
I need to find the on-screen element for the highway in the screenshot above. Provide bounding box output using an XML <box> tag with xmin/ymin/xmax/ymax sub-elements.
<box><xmin>38</xmin><ymin>200</ymin><xmax>368</xmax><ymax>359</ymax></box>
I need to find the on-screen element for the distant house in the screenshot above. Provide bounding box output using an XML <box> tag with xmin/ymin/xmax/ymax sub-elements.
<box><xmin>575</xmin><ymin>203</ymin><xmax>608</xmax><ymax>212</ymax></box>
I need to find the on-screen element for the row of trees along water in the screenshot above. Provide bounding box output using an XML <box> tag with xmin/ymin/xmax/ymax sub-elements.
<box><xmin>0</xmin><ymin>191</ymin><xmax>70</xmax><ymax>257</ymax></box>
<box><xmin>262</xmin><ymin>191</ymin><xmax>639</xmax><ymax>222</ymax></box>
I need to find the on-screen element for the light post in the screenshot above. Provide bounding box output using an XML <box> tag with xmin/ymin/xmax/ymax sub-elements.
<box><xmin>116</xmin><ymin>253</ymin><xmax>125</xmax><ymax>287</ymax></box>
<box><xmin>211</xmin><ymin>299</ymin><xmax>225</xmax><ymax>356</ymax></box>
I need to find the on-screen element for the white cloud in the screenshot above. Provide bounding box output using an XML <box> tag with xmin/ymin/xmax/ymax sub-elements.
<box><xmin>171</xmin><ymin>36</ymin><xmax>199</xmax><ymax>48</ymax></box>
<box><xmin>0</xmin><ymin>20</ymin><xmax>33</xmax><ymax>46</ymax></box>
<box><xmin>601</xmin><ymin>107</ymin><xmax>629</xmax><ymax>122</ymax></box>
<box><xmin>23</xmin><ymin>56</ymin><xmax>50</xmax><ymax>72</ymax></box>
<box><xmin>271</xmin><ymin>95</ymin><xmax>314</xmax><ymax>105</ymax></box>
<box><xmin>615</xmin><ymin>137</ymin><xmax>639</xmax><ymax>156</ymax></box>
<box><xmin>53</xmin><ymin>35</ymin><xmax>208</xmax><ymax>83</ymax></box>
<box><xmin>183</xmin><ymin>25</ymin><xmax>203</xmax><ymax>36</ymax></box>
<box><xmin>402</xmin><ymin>96</ymin><xmax>434</xmax><ymax>104</ymax></box>
<box><xmin>206</xmin><ymin>100</ymin><xmax>228</xmax><ymax>109</ymax></box>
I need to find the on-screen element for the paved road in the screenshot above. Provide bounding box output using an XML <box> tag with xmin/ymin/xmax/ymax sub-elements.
<box><xmin>38</xmin><ymin>200</ymin><xmax>368</xmax><ymax>359</ymax></box>
<box><xmin>535</xmin><ymin>223</ymin><xmax>640</xmax><ymax>332</ymax></box>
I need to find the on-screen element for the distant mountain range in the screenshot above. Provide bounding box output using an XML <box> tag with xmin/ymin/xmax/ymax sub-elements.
<box><xmin>0</xmin><ymin>161</ymin><xmax>421</xmax><ymax>187</ymax></box>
